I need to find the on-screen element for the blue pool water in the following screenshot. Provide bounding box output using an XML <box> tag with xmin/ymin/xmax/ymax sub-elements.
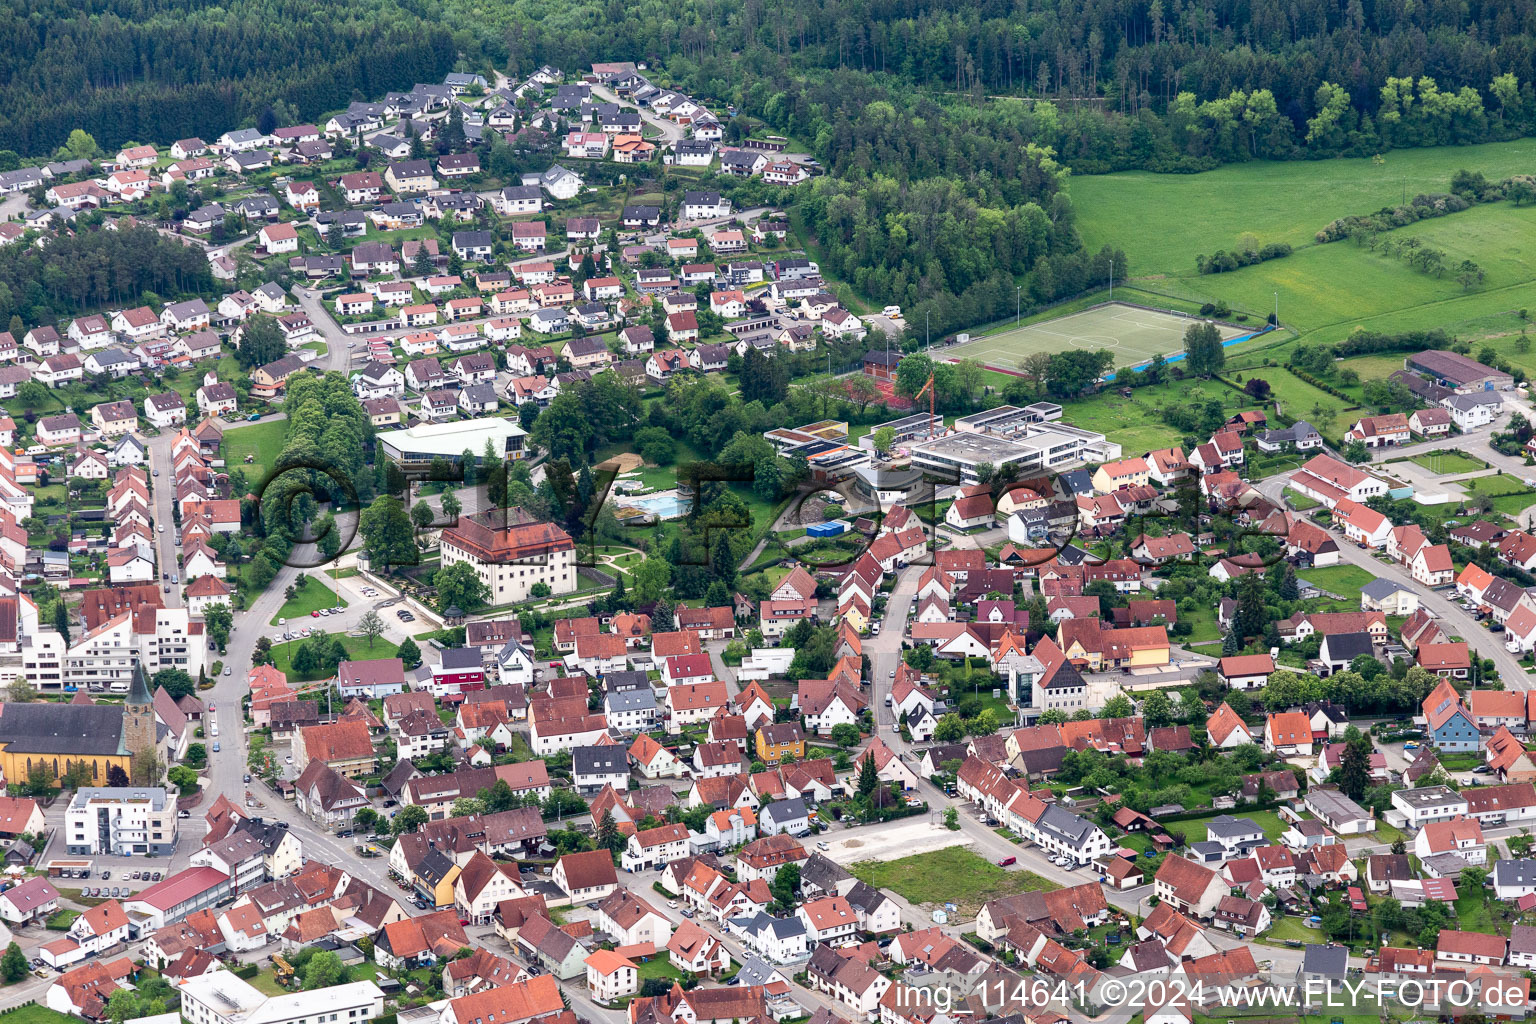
<box><xmin>627</xmin><ymin>492</ymin><xmax>691</xmax><ymax>519</ymax></box>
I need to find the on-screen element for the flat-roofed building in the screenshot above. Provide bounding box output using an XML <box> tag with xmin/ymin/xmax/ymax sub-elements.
<box><xmin>908</xmin><ymin>422</ymin><xmax>1118</xmax><ymax>484</ymax></box>
<box><xmin>377</xmin><ymin>418</ymin><xmax>528</xmax><ymax>470</ymax></box>
<box><xmin>65</xmin><ymin>787</ymin><xmax>177</xmax><ymax>856</ymax></box>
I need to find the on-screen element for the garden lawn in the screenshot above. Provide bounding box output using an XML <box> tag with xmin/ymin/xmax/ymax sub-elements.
<box><xmin>1264</xmin><ymin>914</ymin><xmax>1325</xmax><ymax>944</ymax></box>
<box><xmin>847</xmin><ymin>846</ymin><xmax>1056</xmax><ymax>915</ymax></box>
<box><xmin>1298</xmin><ymin>564</ymin><xmax>1378</xmax><ymax>595</ymax></box>
<box><xmin>636</xmin><ymin>957</ymin><xmax>686</xmax><ymax>982</ymax></box>
<box><xmin>1163</xmin><ymin>809</ymin><xmax>1289</xmax><ymax>843</ymax></box>
<box><xmin>0</xmin><ymin>1008</ymin><xmax>81</xmax><ymax>1023</ymax></box>
<box><xmin>222</xmin><ymin>418</ymin><xmax>289</xmax><ymax>483</ymax></box>
<box><xmin>1373</xmin><ymin>821</ymin><xmax>1407</xmax><ymax>846</ymax></box>
<box><xmin>1284</xmin><ymin>488</ymin><xmax>1321</xmax><ymax>511</ymax></box>
<box><xmin>1176</xmin><ymin>602</ymin><xmax>1221</xmax><ymax>643</ymax></box>
<box><xmin>1407</xmin><ymin>451</ymin><xmax>1486</xmax><ymax>474</ymax></box>
<box><xmin>268</xmin><ymin>579</ymin><xmax>348</xmax><ymax>624</ymax></box>
<box><xmin>1455</xmin><ymin>890</ymin><xmax>1497</xmax><ymax>934</ymax></box>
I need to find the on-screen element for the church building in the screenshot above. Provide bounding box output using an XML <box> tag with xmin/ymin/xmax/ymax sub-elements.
<box><xmin>0</xmin><ymin>663</ymin><xmax>159</xmax><ymax>788</ymax></box>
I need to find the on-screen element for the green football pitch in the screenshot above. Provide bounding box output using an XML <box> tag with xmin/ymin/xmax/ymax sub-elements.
<box><xmin>944</xmin><ymin>301</ymin><xmax>1255</xmax><ymax>370</ymax></box>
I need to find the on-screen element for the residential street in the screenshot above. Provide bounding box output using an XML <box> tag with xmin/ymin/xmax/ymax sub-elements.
<box><xmin>852</xmin><ymin>554</ymin><xmax>1324</xmax><ymax>984</ymax></box>
<box><xmin>588</xmin><ymin>84</ymin><xmax>683</xmax><ymax>145</ymax></box>
<box><xmin>1250</xmin><ymin>471</ymin><xmax>1534</xmax><ymax>688</ymax></box>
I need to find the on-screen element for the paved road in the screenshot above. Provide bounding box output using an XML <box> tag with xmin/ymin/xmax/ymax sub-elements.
<box><xmin>147</xmin><ymin>435</ymin><xmax>181</xmax><ymax>607</ymax></box>
<box><xmin>0</xmin><ymin>194</ymin><xmax>31</xmax><ymax>225</ymax></box>
<box><xmin>857</xmin><ymin>557</ymin><xmax>1323</xmax><ymax>983</ymax></box>
<box><xmin>588</xmin><ymin>84</ymin><xmax>683</xmax><ymax>145</ymax></box>
<box><xmin>291</xmin><ymin>289</ymin><xmax>355</xmax><ymax>373</ymax></box>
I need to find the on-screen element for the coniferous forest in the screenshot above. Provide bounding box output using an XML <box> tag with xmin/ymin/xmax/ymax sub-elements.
<box><xmin>2</xmin><ymin>0</ymin><xmax>1534</xmax><ymax>166</ymax></box>
<box><xmin>0</xmin><ymin>0</ymin><xmax>457</xmax><ymax>156</ymax></box>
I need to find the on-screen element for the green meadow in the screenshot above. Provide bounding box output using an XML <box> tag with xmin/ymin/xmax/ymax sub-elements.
<box><xmin>1071</xmin><ymin>139</ymin><xmax>1536</xmax><ymax>350</ymax></box>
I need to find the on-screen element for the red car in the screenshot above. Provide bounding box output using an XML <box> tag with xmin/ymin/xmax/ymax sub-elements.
<box><xmin>311</xmin><ymin>610</ymin><xmax>321</xmax><ymax>617</ymax></box>
<box><xmin>997</xmin><ymin>856</ymin><xmax>1017</xmax><ymax>867</ymax></box>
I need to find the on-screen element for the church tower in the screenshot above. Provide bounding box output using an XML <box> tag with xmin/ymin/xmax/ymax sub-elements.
<box><xmin>122</xmin><ymin>662</ymin><xmax>157</xmax><ymax>757</ymax></box>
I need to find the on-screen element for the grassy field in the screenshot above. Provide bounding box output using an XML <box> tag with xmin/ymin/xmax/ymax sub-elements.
<box><xmin>943</xmin><ymin>302</ymin><xmax>1250</xmax><ymax>369</ymax></box>
<box><xmin>222</xmin><ymin>418</ymin><xmax>288</xmax><ymax>482</ymax></box>
<box><xmin>847</xmin><ymin>846</ymin><xmax>1056</xmax><ymax>915</ymax></box>
<box><xmin>1255</xmin><ymin>368</ymin><xmax>1361</xmax><ymax>436</ymax></box>
<box><xmin>1283</xmin><ymin>487</ymin><xmax>1322</xmax><ymax>510</ymax></box>
<box><xmin>1055</xmin><ymin>377</ymin><xmax>1268</xmax><ymax>454</ymax></box>
<box><xmin>1298</xmin><ymin>564</ymin><xmax>1378</xmax><ymax>595</ymax></box>
<box><xmin>268</xmin><ymin>579</ymin><xmax>348</xmax><ymax>625</ymax></box>
<box><xmin>1074</xmin><ymin>140</ymin><xmax>1536</xmax><ymax>275</ymax></box>
<box><xmin>1181</xmin><ymin>202</ymin><xmax>1536</xmax><ymax>346</ymax></box>
<box><xmin>1407</xmin><ymin>451</ymin><xmax>1487</xmax><ymax>474</ymax></box>
<box><xmin>270</xmin><ymin>631</ymin><xmax>392</xmax><ymax>680</ymax></box>
<box><xmin>0</xmin><ymin>1007</ymin><xmax>80</xmax><ymax>1023</ymax></box>
<box><xmin>1073</xmin><ymin>140</ymin><xmax>1536</xmax><ymax>352</ymax></box>
<box><xmin>1464</xmin><ymin>473</ymin><xmax>1534</xmax><ymax>496</ymax></box>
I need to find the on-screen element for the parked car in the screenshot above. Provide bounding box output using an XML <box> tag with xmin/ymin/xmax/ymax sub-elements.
<box><xmin>997</xmin><ymin>856</ymin><xmax>1017</xmax><ymax>867</ymax></box>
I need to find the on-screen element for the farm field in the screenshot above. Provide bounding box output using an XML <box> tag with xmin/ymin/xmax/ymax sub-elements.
<box><xmin>1170</xmin><ymin>201</ymin><xmax>1536</xmax><ymax>345</ymax></box>
<box><xmin>1072</xmin><ymin>140</ymin><xmax>1536</xmax><ymax>351</ymax></box>
<box><xmin>1073</xmin><ymin>139</ymin><xmax>1536</xmax><ymax>276</ymax></box>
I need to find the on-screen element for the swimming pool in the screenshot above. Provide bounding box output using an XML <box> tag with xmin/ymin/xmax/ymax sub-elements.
<box><xmin>624</xmin><ymin>491</ymin><xmax>691</xmax><ymax>519</ymax></box>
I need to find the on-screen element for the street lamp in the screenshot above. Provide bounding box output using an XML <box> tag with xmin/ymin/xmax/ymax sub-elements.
<box><xmin>1016</xmin><ymin>286</ymin><xmax>1021</xmax><ymax>324</ymax></box>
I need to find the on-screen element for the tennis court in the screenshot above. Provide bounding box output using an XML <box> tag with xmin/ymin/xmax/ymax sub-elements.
<box><xmin>945</xmin><ymin>302</ymin><xmax>1254</xmax><ymax>371</ymax></box>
